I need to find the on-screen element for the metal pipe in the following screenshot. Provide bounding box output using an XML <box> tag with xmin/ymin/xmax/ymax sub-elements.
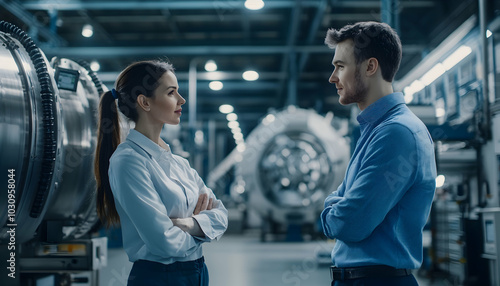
<box><xmin>479</xmin><ymin>0</ymin><xmax>491</xmax><ymax>139</ymax></box>
<box><xmin>188</xmin><ymin>58</ymin><xmax>199</xmax><ymax>130</ymax></box>
<box><xmin>287</xmin><ymin>52</ymin><xmax>297</xmax><ymax>106</ymax></box>
<box><xmin>381</xmin><ymin>0</ymin><xmax>400</xmax><ymax>33</ymax></box>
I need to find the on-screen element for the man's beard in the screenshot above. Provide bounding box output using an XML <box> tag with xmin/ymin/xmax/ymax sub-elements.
<box><xmin>339</xmin><ymin>66</ymin><xmax>368</xmax><ymax>106</ymax></box>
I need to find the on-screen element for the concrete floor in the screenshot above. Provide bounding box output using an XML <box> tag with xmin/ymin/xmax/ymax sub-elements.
<box><xmin>99</xmin><ymin>232</ymin><xmax>448</xmax><ymax>286</ymax></box>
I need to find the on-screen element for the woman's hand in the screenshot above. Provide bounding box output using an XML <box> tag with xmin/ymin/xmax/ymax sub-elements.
<box><xmin>171</xmin><ymin>218</ymin><xmax>205</xmax><ymax>237</ymax></box>
<box><xmin>170</xmin><ymin>194</ymin><xmax>214</xmax><ymax>237</ymax></box>
<box><xmin>193</xmin><ymin>193</ymin><xmax>213</xmax><ymax>215</ymax></box>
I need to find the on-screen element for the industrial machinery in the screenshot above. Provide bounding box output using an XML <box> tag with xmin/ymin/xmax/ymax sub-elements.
<box><xmin>0</xmin><ymin>21</ymin><xmax>106</xmax><ymax>286</ymax></box>
<box><xmin>234</xmin><ymin>107</ymin><xmax>349</xmax><ymax>241</ymax></box>
<box><xmin>395</xmin><ymin>11</ymin><xmax>500</xmax><ymax>285</ymax></box>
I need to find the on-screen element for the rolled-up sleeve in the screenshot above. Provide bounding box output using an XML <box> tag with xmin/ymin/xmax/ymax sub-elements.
<box><xmin>191</xmin><ymin>168</ymin><xmax>228</xmax><ymax>242</ymax></box>
<box><xmin>320</xmin><ymin>124</ymin><xmax>418</xmax><ymax>242</ymax></box>
<box><xmin>109</xmin><ymin>154</ymin><xmax>201</xmax><ymax>258</ymax></box>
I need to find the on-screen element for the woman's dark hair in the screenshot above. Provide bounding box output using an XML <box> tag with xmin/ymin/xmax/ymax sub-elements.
<box><xmin>325</xmin><ymin>21</ymin><xmax>402</xmax><ymax>82</ymax></box>
<box><xmin>94</xmin><ymin>60</ymin><xmax>174</xmax><ymax>227</ymax></box>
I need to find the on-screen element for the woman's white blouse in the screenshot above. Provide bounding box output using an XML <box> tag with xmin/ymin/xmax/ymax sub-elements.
<box><xmin>108</xmin><ymin>129</ymin><xmax>228</xmax><ymax>265</ymax></box>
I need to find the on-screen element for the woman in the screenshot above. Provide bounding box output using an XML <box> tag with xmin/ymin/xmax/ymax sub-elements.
<box><xmin>94</xmin><ymin>60</ymin><xmax>228</xmax><ymax>286</ymax></box>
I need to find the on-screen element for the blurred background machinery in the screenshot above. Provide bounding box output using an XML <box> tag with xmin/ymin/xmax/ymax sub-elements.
<box><xmin>0</xmin><ymin>21</ymin><xmax>106</xmax><ymax>286</ymax></box>
<box><xmin>396</xmin><ymin>8</ymin><xmax>500</xmax><ymax>284</ymax></box>
<box><xmin>235</xmin><ymin>107</ymin><xmax>349</xmax><ymax>241</ymax></box>
<box><xmin>207</xmin><ymin>107</ymin><xmax>349</xmax><ymax>241</ymax></box>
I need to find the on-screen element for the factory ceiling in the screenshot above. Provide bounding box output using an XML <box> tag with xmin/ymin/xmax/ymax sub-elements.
<box><xmin>1</xmin><ymin>0</ymin><xmax>480</xmax><ymax>134</ymax></box>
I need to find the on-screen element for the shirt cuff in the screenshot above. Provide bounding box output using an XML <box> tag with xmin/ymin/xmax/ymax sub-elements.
<box><xmin>192</xmin><ymin>214</ymin><xmax>215</xmax><ymax>241</ymax></box>
<box><xmin>320</xmin><ymin>206</ymin><xmax>334</xmax><ymax>238</ymax></box>
<box><xmin>324</xmin><ymin>196</ymin><xmax>342</xmax><ymax>208</ymax></box>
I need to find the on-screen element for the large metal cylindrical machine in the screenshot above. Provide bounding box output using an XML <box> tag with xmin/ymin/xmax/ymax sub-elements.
<box><xmin>235</xmin><ymin>106</ymin><xmax>349</xmax><ymax>238</ymax></box>
<box><xmin>0</xmin><ymin>21</ymin><xmax>102</xmax><ymax>245</ymax></box>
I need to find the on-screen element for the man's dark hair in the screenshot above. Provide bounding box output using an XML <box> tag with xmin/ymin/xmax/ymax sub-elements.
<box><xmin>325</xmin><ymin>21</ymin><xmax>402</xmax><ymax>82</ymax></box>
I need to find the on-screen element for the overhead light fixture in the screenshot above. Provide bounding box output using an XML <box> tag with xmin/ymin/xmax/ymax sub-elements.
<box><xmin>404</xmin><ymin>93</ymin><xmax>413</xmax><ymax>104</ymax></box>
<box><xmin>245</xmin><ymin>0</ymin><xmax>265</xmax><ymax>10</ymax></box>
<box><xmin>209</xmin><ymin>81</ymin><xmax>223</xmax><ymax>91</ymax></box>
<box><xmin>195</xmin><ymin>130</ymin><xmax>204</xmax><ymax>145</ymax></box>
<box><xmin>264</xmin><ymin>114</ymin><xmax>275</xmax><ymax>122</ymax></box>
<box><xmin>242</xmin><ymin>70</ymin><xmax>259</xmax><ymax>81</ymax></box>
<box><xmin>228</xmin><ymin>121</ymin><xmax>240</xmax><ymax>129</ymax></box>
<box><xmin>82</xmin><ymin>24</ymin><xmax>93</xmax><ymax>38</ymax></box>
<box><xmin>435</xmin><ymin>107</ymin><xmax>446</xmax><ymax>118</ymax></box>
<box><xmin>487</xmin><ymin>29</ymin><xmax>492</xmax><ymax>38</ymax></box>
<box><xmin>403</xmin><ymin>80</ymin><xmax>425</xmax><ymax>98</ymax></box>
<box><xmin>442</xmin><ymin>45</ymin><xmax>471</xmax><ymax>71</ymax></box>
<box><xmin>237</xmin><ymin>144</ymin><xmax>246</xmax><ymax>152</ymax></box>
<box><xmin>205</xmin><ymin>60</ymin><xmax>217</xmax><ymax>72</ymax></box>
<box><xmin>403</xmin><ymin>44</ymin><xmax>473</xmax><ymax>99</ymax></box>
<box><xmin>262</xmin><ymin>113</ymin><xmax>276</xmax><ymax>125</ymax></box>
<box><xmin>233</xmin><ymin>132</ymin><xmax>244</xmax><ymax>140</ymax></box>
<box><xmin>226</xmin><ymin>113</ymin><xmax>238</xmax><ymax>121</ymax></box>
<box><xmin>90</xmin><ymin>60</ymin><xmax>100</xmax><ymax>71</ymax></box>
<box><xmin>435</xmin><ymin>175</ymin><xmax>445</xmax><ymax>188</ymax></box>
<box><xmin>219</xmin><ymin>104</ymin><xmax>234</xmax><ymax>114</ymax></box>
<box><xmin>231</xmin><ymin>127</ymin><xmax>242</xmax><ymax>134</ymax></box>
<box><xmin>420</xmin><ymin>63</ymin><xmax>446</xmax><ymax>86</ymax></box>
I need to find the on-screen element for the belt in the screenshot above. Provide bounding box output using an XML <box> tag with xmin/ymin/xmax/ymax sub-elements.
<box><xmin>134</xmin><ymin>257</ymin><xmax>205</xmax><ymax>272</ymax></box>
<box><xmin>330</xmin><ymin>265</ymin><xmax>412</xmax><ymax>281</ymax></box>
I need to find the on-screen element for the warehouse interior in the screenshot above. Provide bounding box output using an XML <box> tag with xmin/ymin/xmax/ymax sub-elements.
<box><xmin>1</xmin><ymin>0</ymin><xmax>500</xmax><ymax>285</ymax></box>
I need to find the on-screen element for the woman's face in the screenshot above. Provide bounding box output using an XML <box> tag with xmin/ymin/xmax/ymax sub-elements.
<box><xmin>148</xmin><ymin>71</ymin><xmax>186</xmax><ymax>125</ymax></box>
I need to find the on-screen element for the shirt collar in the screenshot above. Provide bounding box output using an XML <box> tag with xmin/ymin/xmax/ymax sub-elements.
<box><xmin>357</xmin><ymin>92</ymin><xmax>405</xmax><ymax>125</ymax></box>
<box><xmin>126</xmin><ymin>129</ymin><xmax>169</xmax><ymax>159</ymax></box>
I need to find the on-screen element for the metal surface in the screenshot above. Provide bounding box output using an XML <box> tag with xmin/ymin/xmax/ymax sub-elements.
<box><xmin>236</xmin><ymin>107</ymin><xmax>349</xmax><ymax>225</ymax></box>
<box><xmin>44</xmin><ymin>57</ymin><xmax>101</xmax><ymax>239</ymax></box>
<box><xmin>0</xmin><ymin>27</ymin><xmax>100</xmax><ymax>244</ymax></box>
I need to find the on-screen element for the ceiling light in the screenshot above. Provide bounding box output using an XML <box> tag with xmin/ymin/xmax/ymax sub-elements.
<box><xmin>205</xmin><ymin>60</ymin><xmax>217</xmax><ymax>72</ymax></box>
<box><xmin>90</xmin><ymin>60</ymin><xmax>100</xmax><ymax>71</ymax></box>
<box><xmin>231</xmin><ymin>127</ymin><xmax>241</xmax><ymax>133</ymax></box>
<box><xmin>420</xmin><ymin>63</ymin><xmax>446</xmax><ymax>86</ymax></box>
<box><xmin>442</xmin><ymin>45</ymin><xmax>472</xmax><ymax>71</ymax></box>
<box><xmin>245</xmin><ymin>0</ymin><xmax>265</xmax><ymax>10</ymax></box>
<box><xmin>435</xmin><ymin>107</ymin><xmax>446</xmax><ymax>118</ymax></box>
<box><xmin>233</xmin><ymin>132</ymin><xmax>244</xmax><ymax>140</ymax></box>
<box><xmin>82</xmin><ymin>24</ymin><xmax>93</xmax><ymax>38</ymax></box>
<box><xmin>226</xmin><ymin>113</ymin><xmax>238</xmax><ymax>121</ymax></box>
<box><xmin>404</xmin><ymin>93</ymin><xmax>413</xmax><ymax>104</ymax></box>
<box><xmin>195</xmin><ymin>130</ymin><xmax>204</xmax><ymax>145</ymax></box>
<box><xmin>209</xmin><ymin>81</ymin><xmax>223</xmax><ymax>91</ymax></box>
<box><xmin>242</xmin><ymin>70</ymin><xmax>259</xmax><ymax>81</ymax></box>
<box><xmin>219</xmin><ymin>104</ymin><xmax>234</xmax><ymax>114</ymax></box>
<box><xmin>487</xmin><ymin>29</ymin><xmax>492</xmax><ymax>38</ymax></box>
<box><xmin>403</xmin><ymin>80</ymin><xmax>425</xmax><ymax>98</ymax></box>
<box><xmin>435</xmin><ymin>175</ymin><xmax>445</xmax><ymax>188</ymax></box>
<box><xmin>237</xmin><ymin>144</ymin><xmax>246</xmax><ymax>152</ymax></box>
<box><xmin>228</xmin><ymin>121</ymin><xmax>240</xmax><ymax>129</ymax></box>
<box><xmin>265</xmin><ymin>114</ymin><xmax>275</xmax><ymax>122</ymax></box>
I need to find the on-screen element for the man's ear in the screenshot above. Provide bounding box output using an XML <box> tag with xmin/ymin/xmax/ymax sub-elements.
<box><xmin>136</xmin><ymin>94</ymin><xmax>151</xmax><ymax>112</ymax></box>
<box><xmin>365</xmin><ymin>58</ymin><xmax>379</xmax><ymax>77</ymax></box>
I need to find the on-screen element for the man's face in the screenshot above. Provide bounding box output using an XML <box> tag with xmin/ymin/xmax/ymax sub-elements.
<box><xmin>328</xmin><ymin>39</ymin><xmax>368</xmax><ymax>106</ymax></box>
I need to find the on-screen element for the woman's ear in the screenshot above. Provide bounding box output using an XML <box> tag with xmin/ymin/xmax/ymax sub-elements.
<box><xmin>136</xmin><ymin>94</ymin><xmax>151</xmax><ymax>112</ymax></box>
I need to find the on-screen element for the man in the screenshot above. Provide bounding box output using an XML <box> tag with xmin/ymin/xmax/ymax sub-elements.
<box><xmin>321</xmin><ymin>21</ymin><xmax>436</xmax><ymax>286</ymax></box>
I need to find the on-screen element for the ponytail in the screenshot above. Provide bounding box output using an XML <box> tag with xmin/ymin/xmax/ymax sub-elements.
<box><xmin>94</xmin><ymin>90</ymin><xmax>121</xmax><ymax>227</ymax></box>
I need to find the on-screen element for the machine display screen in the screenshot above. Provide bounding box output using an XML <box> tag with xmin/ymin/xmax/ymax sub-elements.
<box><xmin>55</xmin><ymin>67</ymin><xmax>80</xmax><ymax>91</ymax></box>
<box><xmin>485</xmin><ymin>220</ymin><xmax>495</xmax><ymax>243</ymax></box>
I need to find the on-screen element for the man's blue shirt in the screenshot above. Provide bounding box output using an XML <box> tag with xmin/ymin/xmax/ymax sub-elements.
<box><xmin>321</xmin><ymin>92</ymin><xmax>436</xmax><ymax>269</ymax></box>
